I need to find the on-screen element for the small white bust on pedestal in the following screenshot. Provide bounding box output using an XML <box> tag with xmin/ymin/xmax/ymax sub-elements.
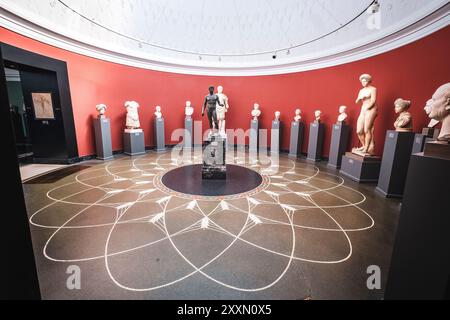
<box><xmin>315</xmin><ymin>110</ymin><xmax>322</xmax><ymax>123</ymax></box>
<box><xmin>424</xmin><ymin>98</ymin><xmax>440</xmax><ymax>128</ymax></box>
<box><xmin>337</xmin><ymin>106</ymin><xmax>348</xmax><ymax>124</ymax></box>
<box><xmin>251</xmin><ymin>103</ymin><xmax>261</xmax><ymax>121</ymax></box>
<box><xmin>294</xmin><ymin>108</ymin><xmax>302</xmax><ymax>122</ymax></box>
<box><xmin>155</xmin><ymin>105</ymin><xmax>163</xmax><ymax>119</ymax></box>
<box><xmin>96</xmin><ymin>104</ymin><xmax>107</xmax><ymax>119</ymax></box>
<box><xmin>274</xmin><ymin>111</ymin><xmax>281</xmax><ymax>122</ymax></box>
<box><xmin>185</xmin><ymin>101</ymin><xmax>194</xmax><ymax>119</ymax></box>
<box><xmin>124</xmin><ymin>101</ymin><xmax>142</xmax><ymax>133</ymax></box>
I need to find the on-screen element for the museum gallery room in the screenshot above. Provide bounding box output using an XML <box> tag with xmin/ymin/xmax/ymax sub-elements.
<box><xmin>1</xmin><ymin>0</ymin><xmax>449</xmax><ymax>301</ymax></box>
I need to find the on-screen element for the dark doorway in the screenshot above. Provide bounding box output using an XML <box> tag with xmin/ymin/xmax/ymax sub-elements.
<box><xmin>1</xmin><ymin>43</ymin><xmax>78</xmax><ymax>164</ymax></box>
<box><xmin>4</xmin><ymin>66</ymin><xmax>32</xmax><ymax>162</ymax></box>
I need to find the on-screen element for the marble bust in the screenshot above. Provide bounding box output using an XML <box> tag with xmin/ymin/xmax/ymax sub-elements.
<box><xmin>185</xmin><ymin>101</ymin><xmax>194</xmax><ymax>118</ymax></box>
<box><xmin>125</xmin><ymin>101</ymin><xmax>141</xmax><ymax>131</ymax></box>
<box><xmin>96</xmin><ymin>104</ymin><xmax>107</xmax><ymax>119</ymax></box>
<box><xmin>337</xmin><ymin>106</ymin><xmax>348</xmax><ymax>124</ymax></box>
<box><xmin>155</xmin><ymin>106</ymin><xmax>163</xmax><ymax>119</ymax></box>
<box><xmin>315</xmin><ymin>110</ymin><xmax>322</xmax><ymax>122</ymax></box>
<box><xmin>274</xmin><ymin>111</ymin><xmax>281</xmax><ymax>121</ymax></box>
<box><xmin>294</xmin><ymin>109</ymin><xmax>302</xmax><ymax>122</ymax></box>
<box><xmin>252</xmin><ymin>103</ymin><xmax>261</xmax><ymax>120</ymax></box>
<box><xmin>394</xmin><ymin>98</ymin><xmax>413</xmax><ymax>132</ymax></box>
<box><xmin>424</xmin><ymin>98</ymin><xmax>440</xmax><ymax>128</ymax></box>
<box><xmin>428</xmin><ymin>83</ymin><xmax>450</xmax><ymax>142</ymax></box>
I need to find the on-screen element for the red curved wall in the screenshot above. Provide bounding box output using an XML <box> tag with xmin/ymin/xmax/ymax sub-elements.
<box><xmin>1</xmin><ymin>26</ymin><xmax>449</xmax><ymax>157</ymax></box>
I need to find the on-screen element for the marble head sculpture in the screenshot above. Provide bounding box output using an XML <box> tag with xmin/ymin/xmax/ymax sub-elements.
<box><xmin>294</xmin><ymin>109</ymin><xmax>302</xmax><ymax>122</ymax></box>
<box><xmin>315</xmin><ymin>110</ymin><xmax>322</xmax><ymax>122</ymax></box>
<box><xmin>274</xmin><ymin>111</ymin><xmax>281</xmax><ymax>121</ymax></box>
<box><xmin>252</xmin><ymin>103</ymin><xmax>261</xmax><ymax>120</ymax></box>
<box><xmin>393</xmin><ymin>98</ymin><xmax>413</xmax><ymax>132</ymax></box>
<box><xmin>185</xmin><ymin>101</ymin><xmax>194</xmax><ymax>117</ymax></box>
<box><xmin>338</xmin><ymin>106</ymin><xmax>348</xmax><ymax>123</ymax></box>
<box><xmin>155</xmin><ymin>105</ymin><xmax>162</xmax><ymax>119</ymax></box>
<box><xmin>428</xmin><ymin>83</ymin><xmax>450</xmax><ymax>141</ymax></box>
<box><xmin>96</xmin><ymin>104</ymin><xmax>107</xmax><ymax>118</ymax></box>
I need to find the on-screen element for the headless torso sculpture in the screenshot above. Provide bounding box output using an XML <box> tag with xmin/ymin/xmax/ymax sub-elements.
<box><xmin>202</xmin><ymin>86</ymin><xmax>223</xmax><ymax>138</ymax></box>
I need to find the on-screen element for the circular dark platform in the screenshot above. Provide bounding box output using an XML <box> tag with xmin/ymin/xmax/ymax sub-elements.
<box><xmin>161</xmin><ymin>165</ymin><xmax>263</xmax><ymax>197</ymax></box>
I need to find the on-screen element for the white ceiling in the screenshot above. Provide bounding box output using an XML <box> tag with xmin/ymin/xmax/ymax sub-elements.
<box><xmin>0</xmin><ymin>0</ymin><xmax>449</xmax><ymax>75</ymax></box>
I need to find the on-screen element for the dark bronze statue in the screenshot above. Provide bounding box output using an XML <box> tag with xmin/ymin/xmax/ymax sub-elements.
<box><xmin>202</xmin><ymin>86</ymin><xmax>223</xmax><ymax>133</ymax></box>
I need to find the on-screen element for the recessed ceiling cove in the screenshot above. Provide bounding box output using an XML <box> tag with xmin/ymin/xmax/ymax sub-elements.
<box><xmin>0</xmin><ymin>0</ymin><xmax>449</xmax><ymax>75</ymax></box>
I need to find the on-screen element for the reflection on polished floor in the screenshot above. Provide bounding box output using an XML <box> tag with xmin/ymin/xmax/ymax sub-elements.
<box><xmin>23</xmin><ymin>150</ymin><xmax>400</xmax><ymax>300</ymax></box>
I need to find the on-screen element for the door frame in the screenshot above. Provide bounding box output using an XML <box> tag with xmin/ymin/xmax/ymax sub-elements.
<box><xmin>0</xmin><ymin>44</ymin><xmax>41</xmax><ymax>300</ymax></box>
<box><xmin>1</xmin><ymin>42</ymin><xmax>79</xmax><ymax>163</ymax></box>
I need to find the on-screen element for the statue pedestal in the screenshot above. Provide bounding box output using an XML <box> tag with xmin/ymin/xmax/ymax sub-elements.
<box><xmin>385</xmin><ymin>153</ymin><xmax>450</xmax><ymax>299</ymax></box>
<box><xmin>340</xmin><ymin>153</ymin><xmax>381</xmax><ymax>183</ymax></box>
<box><xmin>422</xmin><ymin>127</ymin><xmax>440</xmax><ymax>139</ymax></box>
<box><xmin>154</xmin><ymin>118</ymin><xmax>166</xmax><ymax>152</ymax></box>
<box><xmin>202</xmin><ymin>135</ymin><xmax>226</xmax><ymax>180</ymax></box>
<box><xmin>327</xmin><ymin>123</ymin><xmax>350</xmax><ymax>169</ymax></box>
<box><xmin>376</xmin><ymin>131</ymin><xmax>415</xmax><ymax>198</ymax></box>
<box><xmin>288</xmin><ymin>121</ymin><xmax>305</xmax><ymax>158</ymax></box>
<box><xmin>411</xmin><ymin>134</ymin><xmax>433</xmax><ymax>154</ymax></box>
<box><xmin>124</xmin><ymin>131</ymin><xmax>145</xmax><ymax>156</ymax></box>
<box><xmin>270</xmin><ymin>120</ymin><xmax>281</xmax><ymax>154</ymax></box>
<box><xmin>184</xmin><ymin>117</ymin><xmax>193</xmax><ymax>150</ymax></box>
<box><xmin>424</xmin><ymin>141</ymin><xmax>450</xmax><ymax>160</ymax></box>
<box><xmin>306</xmin><ymin>122</ymin><xmax>324</xmax><ymax>162</ymax></box>
<box><xmin>249</xmin><ymin>120</ymin><xmax>259</xmax><ymax>153</ymax></box>
<box><xmin>93</xmin><ymin>118</ymin><xmax>113</xmax><ymax>160</ymax></box>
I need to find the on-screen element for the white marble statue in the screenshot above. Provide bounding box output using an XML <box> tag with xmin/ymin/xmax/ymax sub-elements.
<box><xmin>96</xmin><ymin>104</ymin><xmax>107</xmax><ymax>119</ymax></box>
<box><xmin>274</xmin><ymin>111</ymin><xmax>281</xmax><ymax>121</ymax></box>
<box><xmin>394</xmin><ymin>98</ymin><xmax>413</xmax><ymax>132</ymax></box>
<box><xmin>125</xmin><ymin>101</ymin><xmax>141</xmax><ymax>131</ymax></box>
<box><xmin>428</xmin><ymin>83</ymin><xmax>450</xmax><ymax>142</ymax></box>
<box><xmin>155</xmin><ymin>105</ymin><xmax>163</xmax><ymax>119</ymax></box>
<box><xmin>185</xmin><ymin>101</ymin><xmax>194</xmax><ymax>118</ymax></box>
<box><xmin>216</xmin><ymin>86</ymin><xmax>229</xmax><ymax>137</ymax></box>
<box><xmin>424</xmin><ymin>98</ymin><xmax>440</xmax><ymax>128</ymax></box>
<box><xmin>354</xmin><ymin>74</ymin><xmax>378</xmax><ymax>156</ymax></box>
<box><xmin>252</xmin><ymin>103</ymin><xmax>261</xmax><ymax>121</ymax></box>
<box><xmin>315</xmin><ymin>110</ymin><xmax>322</xmax><ymax>122</ymax></box>
<box><xmin>294</xmin><ymin>109</ymin><xmax>302</xmax><ymax>122</ymax></box>
<box><xmin>337</xmin><ymin>106</ymin><xmax>348</xmax><ymax>124</ymax></box>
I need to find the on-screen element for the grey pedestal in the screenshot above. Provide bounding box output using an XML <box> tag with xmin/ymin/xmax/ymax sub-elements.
<box><xmin>340</xmin><ymin>153</ymin><xmax>381</xmax><ymax>183</ymax></box>
<box><xmin>184</xmin><ymin>117</ymin><xmax>193</xmax><ymax>150</ymax></box>
<box><xmin>328</xmin><ymin>123</ymin><xmax>350</xmax><ymax>169</ymax></box>
<box><xmin>154</xmin><ymin>118</ymin><xmax>166</xmax><ymax>152</ymax></box>
<box><xmin>411</xmin><ymin>134</ymin><xmax>431</xmax><ymax>154</ymax></box>
<box><xmin>202</xmin><ymin>135</ymin><xmax>226</xmax><ymax>180</ymax></box>
<box><xmin>93</xmin><ymin>118</ymin><xmax>113</xmax><ymax>160</ymax></box>
<box><xmin>385</xmin><ymin>153</ymin><xmax>450</xmax><ymax>300</ymax></box>
<box><xmin>123</xmin><ymin>131</ymin><xmax>145</xmax><ymax>156</ymax></box>
<box><xmin>270</xmin><ymin>120</ymin><xmax>281</xmax><ymax>154</ymax></box>
<box><xmin>289</xmin><ymin>122</ymin><xmax>305</xmax><ymax>158</ymax></box>
<box><xmin>306</xmin><ymin>122</ymin><xmax>324</xmax><ymax>162</ymax></box>
<box><xmin>249</xmin><ymin>120</ymin><xmax>259</xmax><ymax>153</ymax></box>
<box><xmin>376</xmin><ymin>131</ymin><xmax>415</xmax><ymax>198</ymax></box>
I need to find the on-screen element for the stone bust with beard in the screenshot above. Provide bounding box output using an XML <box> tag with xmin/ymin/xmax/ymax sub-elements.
<box><xmin>428</xmin><ymin>83</ymin><xmax>450</xmax><ymax>142</ymax></box>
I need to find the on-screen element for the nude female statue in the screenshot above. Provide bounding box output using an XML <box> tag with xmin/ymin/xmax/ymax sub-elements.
<box><xmin>354</xmin><ymin>74</ymin><xmax>378</xmax><ymax>155</ymax></box>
